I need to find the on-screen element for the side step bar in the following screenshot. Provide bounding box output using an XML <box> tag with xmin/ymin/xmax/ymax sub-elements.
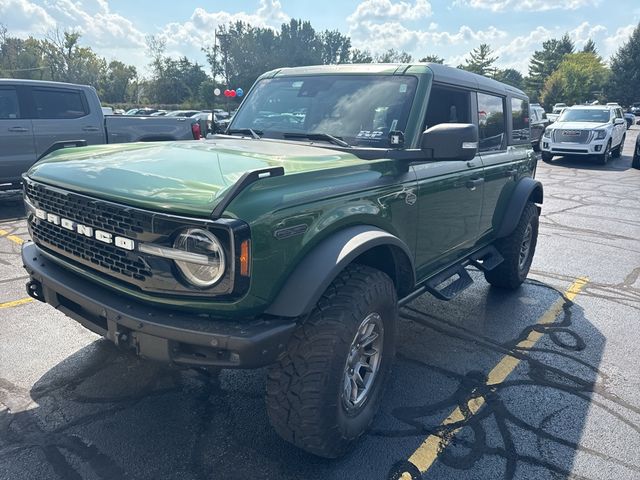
<box><xmin>398</xmin><ymin>245</ymin><xmax>504</xmax><ymax>305</ymax></box>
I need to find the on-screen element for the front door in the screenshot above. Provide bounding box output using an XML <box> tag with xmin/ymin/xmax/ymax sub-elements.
<box><xmin>0</xmin><ymin>85</ymin><xmax>36</xmax><ymax>184</ymax></box>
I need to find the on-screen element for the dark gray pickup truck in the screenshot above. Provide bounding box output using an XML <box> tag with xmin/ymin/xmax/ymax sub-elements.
<box><xmin>0</xmin><ymin>79</ymin><xmax>202</xmax><ymax>188</ymax></box>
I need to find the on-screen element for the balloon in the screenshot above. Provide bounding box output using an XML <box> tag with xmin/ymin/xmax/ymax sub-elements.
<box><xmin>230</xmin><ymin>90</ymin><xmax>237</xmax><ymax>98</ymax></box>
<box><xmin>224</xmin><ymin>89</ymin><xmax>231</xmax><ymax>97</ymax></box>
<box><xmin>213</xmin><ymin>88</ymin><xmax>221</xmax><ymax>96</ymax></box>
<box><xmin>236</xmin><ymin>88</ymin><xmax>244</xmax><ymax>97</ymax></box>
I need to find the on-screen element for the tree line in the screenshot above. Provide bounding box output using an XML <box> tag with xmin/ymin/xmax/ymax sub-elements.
<box><xmin>1</xmin><ymin>20</ymin><xmax>639</xmax><ymax>109</ymax></box>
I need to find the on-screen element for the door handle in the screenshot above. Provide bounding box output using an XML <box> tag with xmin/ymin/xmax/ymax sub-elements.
<box><xmin>8</xmin><ymin>126</ymin><xmax>28</xmax><ymax>133</ymax></box>
<box><xmin>466</xmin><ymin>178</ymin><xmax>484</xmax><ymax>191</ymax></box>
<box><xmin>82</xmin><ymin>126</ymin><xmax>100</xmax><ymax>132</ymax></box>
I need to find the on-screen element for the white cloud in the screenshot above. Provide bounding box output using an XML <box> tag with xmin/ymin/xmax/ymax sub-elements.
<box><xmin>349</xmin><ymin>21</ymin><xmax>507</xmax><ymax>57</ymax></box>
<box><xmin>455</xmin><ymin>0</ymin><xmax>600</xmax><ymax>12</ymax></box>
<box><xmin>604</xmin><ymin>24</ymin><xmax>636</xmax><ymax>55</ymax></box>
<box><xmin>347</xmin><ymin>0</ymin><xmax>432</xmax><ymax>23</ymax></box>
<box><xmin>158</xmin><ymin>0</ymin><xmax>290</xmax><ymax>56</ymax></box>
<box><xmin>0</xmin><ymin>0</ymin><xmax>56</xmax><ymax>35</ymax></box>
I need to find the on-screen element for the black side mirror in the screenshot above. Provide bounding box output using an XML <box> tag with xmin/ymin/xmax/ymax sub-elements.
<box><xmin>420</xmin><ymin>123</ymin><xmax>479</xmax><ymax>161</ymax></box>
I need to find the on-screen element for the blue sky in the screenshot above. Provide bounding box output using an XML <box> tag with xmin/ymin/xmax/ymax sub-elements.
<box><xmin>1</xmin><ymin>0</ymin><xmax>639</xmax><ymax>74</ymax></box>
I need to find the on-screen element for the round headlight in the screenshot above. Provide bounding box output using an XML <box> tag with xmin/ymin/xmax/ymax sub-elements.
<box><xmin>173</xmin><ymin>228</ymin><xmax>225</xmax><ymax>287</ymax></box>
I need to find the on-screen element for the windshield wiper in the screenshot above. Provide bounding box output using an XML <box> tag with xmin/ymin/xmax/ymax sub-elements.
<box><xmin>282</xmin><ymin>132</ymin><xmax>351</xmax><ymax>148</ymax></box>
<box><xmin>226</xmin><ymin>128</ymin><xmax>262</xmax><ymax>139</ymax></box>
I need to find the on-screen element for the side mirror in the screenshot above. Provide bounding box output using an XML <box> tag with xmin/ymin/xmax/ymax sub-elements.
<box><xmin>421</xmin><ymin>123</ymin><xmax>479</xmax><ymax>161</ymax></box>
<box><xmin>614</xmin><ymin>118</ymin><xmax>625</xmax><ymax>125</ymax></box>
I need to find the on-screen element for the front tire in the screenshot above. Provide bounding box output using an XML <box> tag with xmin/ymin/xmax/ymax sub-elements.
<box><xmin>597</xmin><ymin>141</ymin><xmax>611</xmax><ymax>165</ymax></box>
<box><xmin>485</xmin><ymin>202</ymin><xmax>539</xmax><ymax>290</ymax></box>
<box><xmin>266</xmin><ymin>264</ymin><xmax>397</xmax><ymax>458</ymax></box>
<box><xmin>633</xmin><ymin>149</ymin><xmax>640</xmax><ymax>169</ymax></box>
<box><xmin>612</xmin><ymin>135</ymin><xmax>625</xmax><ymax>158</ymax></box>
<box><xmin>541</xmin><ymin>152</ymin><xmax>553</xmax><ymax>162</ymax></box>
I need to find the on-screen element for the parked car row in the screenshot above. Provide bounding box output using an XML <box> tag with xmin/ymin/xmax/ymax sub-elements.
<box><xmin>121</xmin><ymin>107</ymin><xmax>234</xmax><ymax>134</ymax></box>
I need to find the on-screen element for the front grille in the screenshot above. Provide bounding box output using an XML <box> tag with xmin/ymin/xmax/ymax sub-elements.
<box><xmin>31</xmin><ymin>220</ymin><xmax>152</xmax><ymax>281</ymax></box>
<box><xmin>24</xmin><ymin>179</ymin><xmax>155</xmax><ymax>285</ymax></box>
<box><xmin>24</xmin><ymin>180</ymin><xmax>151</xmax><ymax>237</ymax></box>
<box><xmin>553</xmin><ymin>129</ymin><xmax>592</xmax><ymax>144</ymax></box>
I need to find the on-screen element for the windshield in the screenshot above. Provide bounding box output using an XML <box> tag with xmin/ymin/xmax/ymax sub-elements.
<box><xmin>230</xmin><ymin>75</ymin><xmax>418</xmax><ymax>148</ymax></box>
<box><xmin>558</xmin><ymin>109</ymin><xmax>610</xmax><ymax>123</ymax></box>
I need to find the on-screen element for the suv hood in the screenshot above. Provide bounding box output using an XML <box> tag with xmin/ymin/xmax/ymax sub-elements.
<box><xmin>551</xmin><ymin>121</ymin><xmax>609</xmax><ymax>130</ymax></box>
<box><xmin>27</xmin><ymin>139</ymin><xmax>368</xmax><ymax>216</ymax></box>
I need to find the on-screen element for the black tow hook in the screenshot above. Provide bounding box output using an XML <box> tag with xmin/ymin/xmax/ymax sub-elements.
<box><xmin>26</xmin><ymin>280</ymin><xmax>44</xmax><ymax>302</ymax></box>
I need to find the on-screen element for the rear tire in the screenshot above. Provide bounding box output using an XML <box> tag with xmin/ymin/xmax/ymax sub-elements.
<box><xmin>485</xmin><ymin>202</ymin><xmax>539</xmax><ymax>290</ymax></box>
<box><xmin>266</xmin><ymin>264</ymin><xmax>397</xmax><ymax>458</ymax></box>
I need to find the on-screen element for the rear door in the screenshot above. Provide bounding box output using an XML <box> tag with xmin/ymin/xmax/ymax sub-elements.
<box><xmin>0</xmin><ymin>85</ymin><xmax>36</xmax><ymax>184</ymax></box>
<box><xmin>28</xmin><ymin>86</ymin><xmax>106</xmax><ymax>159</ymax></box>
<box><xmin>478</xmin><ymin>94</ymin><xmax>531</xmax><ymax>242</ymax></box>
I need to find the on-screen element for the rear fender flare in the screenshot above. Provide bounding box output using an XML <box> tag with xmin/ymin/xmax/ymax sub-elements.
<box><xmin>264</xmin><ymin>225</ymin><xmax>414</xmax><ymax>318</ymax></box>
<box><xmin>495</xmin><ymin>177</ymin><xmax>543</xmax><ymax>238</ymax></box>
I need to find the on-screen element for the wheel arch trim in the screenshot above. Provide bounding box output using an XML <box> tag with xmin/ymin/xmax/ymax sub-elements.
<box><xmin>264</xmin><ymin>225</ymin><xmax>415</xmax><ymax>318</ymax></box>
<box><xmin>495</xmin><ymin>177</ymin><xmax>543</xmax><ymax>239</ymax></box>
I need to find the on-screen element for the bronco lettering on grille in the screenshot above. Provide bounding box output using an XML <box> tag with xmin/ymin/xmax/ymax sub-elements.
<box><xmin>33</xmin><ymin>207</ymin><xmax>135</xmax><ymax>251</ymax></box>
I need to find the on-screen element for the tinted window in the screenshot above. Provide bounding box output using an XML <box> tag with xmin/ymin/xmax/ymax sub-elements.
<box><xmin>511</xmin><ymin>98</ymin><xmax>530</xmax><ymax>143</ymax></box>
<box><xmin>558</xmin><ymin>109</ymin><xmax>610</xmax><ymax>123</ymax></box>
<box><xmin>0</xmin><ymin>88</ymin><xmax>20</xmax><ymax>119</ymax></box>
<box><xmin>477</xmin><ymin>93</ymin><xmax>505</xmax><ymax>152</ymax></box>
<box><xmin>32</xmin><ymin>88</ymin><xmax>88</xmax><ymax>119</ymax></box>
<box><xmin>424</xmin><ymin>85</ymin><xmax>471</xmax><ymax>130</ymax></box>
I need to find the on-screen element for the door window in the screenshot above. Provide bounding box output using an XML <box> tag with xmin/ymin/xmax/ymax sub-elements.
<box><xmin>477</xmin><ymin>92</ymin><xmax>506</xmax><ymax>152</ymax></box>
<box><xmin>424</xmin><ymin>85</ymin><xmax>471</xmax><ymax>130</ymax></box>
<box><xmin>0</xmin><ymin>88</ymin><xmax>20</xmax><ymax>119</ymax></box>
<box><xmin>32</xmin><ymin>88</ymin><xmax>88</xmax><ymax>119</ymax></box>
<box><xmin>511</xmin><ymin>97</ymin><xmax>530</xmax><ymax>143</ymax></box>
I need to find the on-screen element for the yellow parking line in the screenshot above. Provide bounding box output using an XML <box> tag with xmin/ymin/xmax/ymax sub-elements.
<box><xmin>0</xmin><ymin>228</ymin><xmax>24</xmax><ymax>245</ymax></box>
<box><xmin>0</xmin><ymin>297</ymin><xmax>33</xmax><ymax>309</ymax></box>
<box><xmin>403</xmin><ymin>277</ymin><xmax>589</xmax><ymax>477</ymax></box>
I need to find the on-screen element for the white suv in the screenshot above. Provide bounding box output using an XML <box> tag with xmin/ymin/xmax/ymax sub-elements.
<box><xmin>540</xmin><ymin>105</ymin><xmax>627</xmax><ymax>165</ymax></box>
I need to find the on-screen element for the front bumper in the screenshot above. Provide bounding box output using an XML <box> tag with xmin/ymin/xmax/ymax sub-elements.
<box><xmin>540</xmin><ymin>138</ymin><xmax>607</xmax><ymax>156</ymax></box>
<box><xmin>22</xmin><ymin>242</ymin><xmax>296</xmax><ymax>368</ymax></box>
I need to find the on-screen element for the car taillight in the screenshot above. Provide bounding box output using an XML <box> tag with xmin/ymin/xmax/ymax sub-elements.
<box><xmin>191</xmin><ymin>122</ymin><xmax>202</xmax><ymax>139</ymax></box>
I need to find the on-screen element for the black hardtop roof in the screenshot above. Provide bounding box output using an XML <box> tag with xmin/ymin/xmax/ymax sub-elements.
<box><xmin>261</xmin><ymin>63</ymin><xmax>527</xmax><ymax>99</ymax></box>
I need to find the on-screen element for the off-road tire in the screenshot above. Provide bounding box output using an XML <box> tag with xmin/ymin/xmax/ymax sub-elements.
<box><xmin>266</xmin><ymin>264</ymin><xmax>397</xmax><ymax>458</ymax></box>
<box><xmin>541</xmin><ymin>152</ymin><xmax>553</xmax><ymax>162</ymax></box>
<box><xmin>597</xmin><ymin>140</ymin><xmax>611</xmax><ymax>165</ymax></box>
<box><xmin>612</xmin><ymin>135</ymin><xmax>625</xmax><ymax>158</ymax></box>
<box><xmin>484</xmin><ymin>202</ymin><xmax>539</xmax><ymax>290</ymax></box>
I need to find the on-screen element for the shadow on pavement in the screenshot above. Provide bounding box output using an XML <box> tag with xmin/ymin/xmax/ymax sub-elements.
<box><xmin>1</xmin><ymin>278</ymin><xmax>634</xmax><ymax>479</ymax></box>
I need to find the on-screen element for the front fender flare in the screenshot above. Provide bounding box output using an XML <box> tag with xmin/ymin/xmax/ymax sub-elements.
<box><xmin>264</xmin><ymin>225</ymin><xmax>414</xmax><ymax>318</ymax></box>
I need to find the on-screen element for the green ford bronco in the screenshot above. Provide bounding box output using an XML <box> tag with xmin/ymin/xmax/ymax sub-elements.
<box><xmin>22</xmin><ymin>63</ymin><xmax>541</xmax><ymax>458</ymax></box>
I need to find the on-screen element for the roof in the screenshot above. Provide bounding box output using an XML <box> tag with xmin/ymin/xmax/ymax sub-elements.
<box><xmin>260</xmin><ymin>63</ymin><xmax>527</xmax><ymax>98</ymax></box>
<box><xmin>0</xmin><ymin>78</ymin><xmax>91</xmax><ymax>89</ymax></box>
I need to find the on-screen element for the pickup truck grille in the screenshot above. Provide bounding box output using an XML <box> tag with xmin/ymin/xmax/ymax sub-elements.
<box><xmin>553</xmin><ymin>129</ymin><xmax>592</xmax><ymax>144</ymax></box>
<box><xmin>24</xmin><ymin>179</ymin><xmax>154</xmax><ymax>284</ymax></box>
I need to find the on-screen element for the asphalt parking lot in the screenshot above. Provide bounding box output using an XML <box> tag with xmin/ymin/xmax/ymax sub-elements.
<box><xmin>1</xmin><ymin>130</ymin><xmax>639</xmax><ymax>480</ymax></box>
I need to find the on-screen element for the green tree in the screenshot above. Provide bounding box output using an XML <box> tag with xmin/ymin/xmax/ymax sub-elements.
<box><xmin>101</xmin><ymin>61</ymin><xmax>137</xmax><ymax>104</ymax></box>
<box><xmin>460</xmin><ymin>44</ymin><xmax>497</xmax><ymax>76</ymax></box>
<box><xmin>494</xmin><ymin>68</ymin><xmax>524</xmax><ymax>89</ymax></box>
<box><xmin>375</xmin><ymin>48</ymin><xmax>413</xmax><ymax>63</ymax></box>
<box><xmin>349</xmin><ymin>49</ymin><xmax>373</xmax><ymax>63</ymax></box>
<box><xmin>419</xmin><ymin>54</ymin><xmax>445</xmax><ymax>64</ymax></box>
<box><xmin>320</xmin><ymin>30</ymin><xmax>351</xmax><ymax>64</ymax></box>
<box><xmin>526</xmin><ymin>34</ymin><xmax>575</xmax><ymax>101</ymax></box>
<box><xmin>582</xmin><ymin>38</ymin><xmax>598</xmax><ymax>55</ymax></box>
<box><xmin>608</xmin><ymin>22</ymin><xmax>640</xmax><ymax>105</ymax></box>
<box><xmin>541</xmin><ymin>52</ymin><xmax>609</xmax><ymax>106</ymax></box>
